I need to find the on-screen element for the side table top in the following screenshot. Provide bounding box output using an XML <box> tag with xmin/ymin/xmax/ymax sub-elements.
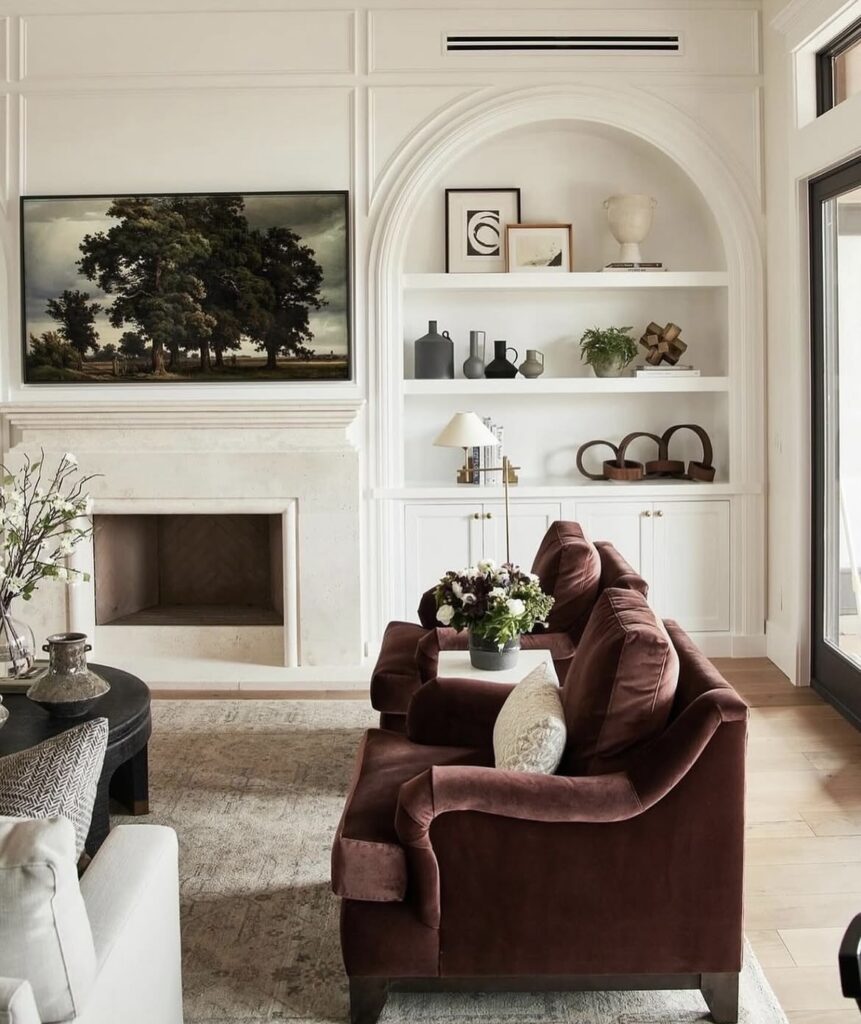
<box><xmin>0</xmin><ymin>664</ymin><xmax>151</xmax><ymax>757</ymax></box>
<box><xmin>437</xmin><ymin>649</ymin><xmax>558</xmax><ymax>685</ymax></box>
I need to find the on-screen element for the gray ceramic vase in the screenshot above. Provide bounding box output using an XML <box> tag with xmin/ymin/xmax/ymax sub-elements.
<box><xmin>468</xmin><ymin>631</ymin><xmax>521</xmax><ymax>671</ymax></box>
<box><xmin>27</xmin><ymin>632</ymin><xmax>111</xmax><ymax>718</ymax></box>
<box><xmin>463</xmin><ymin>331</ymin><xmax>486</xmax><ymax>379</ymax></box>
<box><xmin>414</xmin><ymin>320</ymin><xmax>454</xmax><ymax>379</ymax></box>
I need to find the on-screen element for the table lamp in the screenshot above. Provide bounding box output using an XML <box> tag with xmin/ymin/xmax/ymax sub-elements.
<box><xmin>433</xmin><ymin>412</ymin><xmax>500</xmax><ymax>485</ymax></box>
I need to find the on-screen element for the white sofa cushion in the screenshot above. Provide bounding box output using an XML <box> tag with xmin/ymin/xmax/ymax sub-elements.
<box><xmin>0</xmin><ymin>719</ymin><xmax>108</xmax><ymax>857</ymax></box>
<box><xmin>0</xmin><ymin>817</ymin><xmax>97</xmax><ymax>1023</ymax></box>
<box><xmin>493</xmin><ymin>663</ymin><xmax>567</xmax><ymax>774</ymax></box>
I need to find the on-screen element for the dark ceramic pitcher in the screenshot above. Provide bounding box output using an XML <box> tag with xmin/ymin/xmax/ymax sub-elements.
<box><xmin>485</xmin><ymin>340</ymin><xmax>519</xmax><ymax>379</ymax></box>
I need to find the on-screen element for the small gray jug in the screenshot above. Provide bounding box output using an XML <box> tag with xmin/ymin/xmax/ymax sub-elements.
<box><xmin>463</xmin><ymin>331</ymin><xmax>486</xmax><ymax>379</ymax></box>
<box><xmin>27</xmin><ymin>632</ymin><xmax>110</xmax><ymax>718</ymax></box>
<box><xmin>519</xmin><ymin>349</ymin><xmax>545</xmax><ymax>378</ymax></box>
<box><xmin>414</xmin><ymin>320</ymin><xmax>454</xmax><ymax>379</ymax></box>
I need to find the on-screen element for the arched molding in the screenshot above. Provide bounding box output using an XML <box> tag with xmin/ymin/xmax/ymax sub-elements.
<box><xmin>366</xmin><ymin>83</ymin><xmax>765</xmax><ymax>639</ymax></box>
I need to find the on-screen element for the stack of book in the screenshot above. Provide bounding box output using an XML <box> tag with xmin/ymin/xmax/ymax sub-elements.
<box><xmin>469</xmin><ymin>417</ymin><xmax>504</xmax><ymax>484</ymax></box>
<box><xmin>635</xmin><ymin>364</ymin><xmax>700</xmax><ymax>378</ymax></box>
<box><xmin>603</xmin><ymin>261</ymin><xmax>665</xmax><ymax>272</ymax></box>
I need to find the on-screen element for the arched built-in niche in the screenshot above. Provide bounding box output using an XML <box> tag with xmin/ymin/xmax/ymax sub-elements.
<box><xmin>367</xmin><ymin>84</ymin><xmax>764</xmax><ymax>642</ymax></box>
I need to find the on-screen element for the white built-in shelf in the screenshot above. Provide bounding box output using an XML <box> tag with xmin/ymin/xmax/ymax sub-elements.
<box><xmin>402</xmin><ymin>271</ymin><xmax>729</xmax><ymax>291</ymax></box>
<box><xmin>403</xmin><ymin>376</ymin><xmax>729</xmax><ymax>396</ymax></box>
<box><xmin>376</xmin><ymin>481</ymin><xmax>753</xmax><ymax>500</ymax></box>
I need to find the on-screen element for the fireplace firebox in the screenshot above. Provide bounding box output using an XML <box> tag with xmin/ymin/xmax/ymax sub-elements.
<box><xmin>93</xmin><ymin>514</ymin><xmax>284</xmax><ymax>627</ymax></box>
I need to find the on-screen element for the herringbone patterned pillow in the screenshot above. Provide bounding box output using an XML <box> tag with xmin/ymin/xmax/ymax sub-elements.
<box><xmin>0</xmin><ymin>718</ymin><xmax>108</xmax><ymax>855</ymax></box>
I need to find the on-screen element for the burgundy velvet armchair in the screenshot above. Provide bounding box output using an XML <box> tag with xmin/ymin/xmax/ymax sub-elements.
<box><xmin>333</xmin><ymin>621</ymin><xmax>747</xmax><ymax>1024</ymax></box>
<box><xmin>370</xmin><ymin>522</ymin><xmax>647</xmax><ymax>731</ymax></box>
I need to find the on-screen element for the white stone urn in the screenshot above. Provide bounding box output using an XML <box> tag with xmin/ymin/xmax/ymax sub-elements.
<box><xmin>603</xmin><ymin>194</ymin><xmax>657</xmax><ymax>264</ymax></box>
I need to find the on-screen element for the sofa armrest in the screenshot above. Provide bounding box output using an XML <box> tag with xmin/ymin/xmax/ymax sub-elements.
<box><xmin>396</xmin><ymin>688</ymin><xmax>745</xmax><ymax>929</ymax></box>
<box><xmin>417</xmin><ymin>588</ymin><xmax>438</xmax><ymax>628</ymax></box>
<box><xmin>79</xmin><ymin>825</ymin><xmax>183</xmax><ymax>1024</ymax></box>
<box><xmin>0</xmin><ymin>980</ymin><xmax>41</xmax><ymax>1024</ymax></box>
<box><xmin>406</xmin><ymin>676</ymin><xmax>513</xmax><ymax>748</ymax></box>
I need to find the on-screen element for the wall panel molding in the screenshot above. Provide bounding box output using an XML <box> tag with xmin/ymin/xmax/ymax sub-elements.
<box><xmin>20</xmin><ymin>10</ymin><xmax>355</xmax><ymax>80</ymax></box>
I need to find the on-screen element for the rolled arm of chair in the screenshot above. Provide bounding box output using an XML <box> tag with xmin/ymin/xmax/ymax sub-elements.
<box><xmin>396</xmin><ymin>686</ymin><xmax>745</xmax><ymax>929</ymax></box>
<box><xmin>406</xmin><ymin>675</ymin><xmax>514</xmax><ymax>748</ymax></box>
<box><xmin>417</xmin><ymin>588</ymin><xmax>439</xmax><ymax>628</ymax></box>
<box><xmin>0</xmin><ymin>979</ymin><xmax>41</xmax><ymax>1024</ymax></box>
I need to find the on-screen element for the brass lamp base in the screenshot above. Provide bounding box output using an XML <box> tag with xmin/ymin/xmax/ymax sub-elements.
<box><xmin>456</xmin><ymin>458</ymin><xmax>518</xmax><ymax>485</ymax></box>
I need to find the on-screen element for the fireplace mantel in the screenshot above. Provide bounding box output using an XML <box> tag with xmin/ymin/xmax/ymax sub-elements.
<box><xmin>0</xmin><ymin>400</ymin><xmax>366</xmax><ymax>687</ymax></box>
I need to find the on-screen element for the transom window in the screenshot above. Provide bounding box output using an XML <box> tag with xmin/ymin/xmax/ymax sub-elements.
<box><xmin>817</xmin><ymin>17</ymin><xmax>861</xmax><ymax>115</ymax></box>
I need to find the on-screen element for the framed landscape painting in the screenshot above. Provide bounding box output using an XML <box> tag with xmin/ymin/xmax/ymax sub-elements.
<box><xmin>21</xmin><ymin>190</ymin><xmax>351</xmax><ymax>383</ymax></box>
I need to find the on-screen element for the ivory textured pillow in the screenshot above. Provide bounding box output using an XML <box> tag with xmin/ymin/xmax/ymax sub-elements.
<box><xmin>0</xmin><ymin>718</ymin><xmax>108</xmax><ymax>857</ymax></box>
<box><xmin>493</xmin><ymin>663</ymin><xmax>567</xmax><ymax>773</ymax></box>
<box><xmin>0</xmin><ymin>816</ymin><xmax>97</xmax><ymax>1021</ymax></box>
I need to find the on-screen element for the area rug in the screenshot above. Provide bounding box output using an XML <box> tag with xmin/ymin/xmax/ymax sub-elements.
<box><xmin>133</xmin><ymin>699</ymin><xmax>788</xmax><ymax>1024</ymax></box>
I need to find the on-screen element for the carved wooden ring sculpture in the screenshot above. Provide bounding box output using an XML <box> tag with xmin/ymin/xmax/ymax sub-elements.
<box><xmin>661</xmin><ymin>423</ymin><xmax>715</xmax><ymax>481</ymax></box>
<box><xmin>576</xmin><ymin>439</ymin><xmax>620</xmax><ymax>481</ymax></box>
<box><xmin>604</xmin><ymin>432</ymin><xmax>663</xmax><ymax>481</ymax></box>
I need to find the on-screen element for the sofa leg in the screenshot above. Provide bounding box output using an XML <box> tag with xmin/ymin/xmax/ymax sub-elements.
<box><xmin>701</xmin><ymin>972</ymin><xmax>739</xmax><ymax>1023</ymax></box>
<box><xmin>349</xmin><ymin>977</ymin><xmax>389</xmax><ymax>1024</ymax></box>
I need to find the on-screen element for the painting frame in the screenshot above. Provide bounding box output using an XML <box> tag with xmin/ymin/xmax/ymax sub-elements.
<box><xmin>20</xmin><ymin>189</ymin><xmax>353</xmax><ymax>385</ymax></box>
<box><xmin>505</xmin><ymin>223</ymin><xmax>574</xmax><ymax>273</ymax></box>
<box><xmin>445</xmin><ymin>187</ymin><xmax>522</xmax><ymax>273</ymax></box>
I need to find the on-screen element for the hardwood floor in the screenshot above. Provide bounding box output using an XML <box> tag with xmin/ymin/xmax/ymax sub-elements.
<box><xmin>714</xmin><ymin>657</ymin><xmax>861</xmax><ymax>1023</ymax></box>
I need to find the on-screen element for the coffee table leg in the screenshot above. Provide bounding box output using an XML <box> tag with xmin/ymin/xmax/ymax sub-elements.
<box><xmin>109</xmin><ymin>743</ymin><xmax>150</xmax><ymax>816</ymax></box>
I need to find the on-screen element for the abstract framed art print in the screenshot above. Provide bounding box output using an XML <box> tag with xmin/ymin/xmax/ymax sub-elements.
<box><xmin>445</xmin><ymin>188</ymin><xmax>522</xmax><ymax>273</ymax></box>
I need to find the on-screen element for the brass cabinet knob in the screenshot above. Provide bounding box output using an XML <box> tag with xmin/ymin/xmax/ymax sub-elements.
<box><xmin>642</xmin><ymin>510</ymin><xmax>652</xmax><ymax>517</ymax></box>
<box><xmin>485</xmin><ymin>512</ymin><xmax>493</xmax><ymax>519</ymax></box>
<box><xmin>655</xmin><ymin>509</ymin><xmax>664</xmax><ymax>517</ymax></box>
<box><xmin>473</xmin><ymin>512</ymin><xmax>481</xmax><ymax>519</ymax></box>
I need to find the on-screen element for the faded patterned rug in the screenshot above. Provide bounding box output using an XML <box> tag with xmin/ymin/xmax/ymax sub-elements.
<box><xmin>130</xmin><ymin>699</ymin><xmax>787</xmax><ymax>1024</ymax></box>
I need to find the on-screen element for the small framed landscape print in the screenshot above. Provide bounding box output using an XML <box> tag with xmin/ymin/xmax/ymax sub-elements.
<box><xmin>506</xmin><ymin>223</ymin><xmax>574</xmax><ymax>273</ymax></box>
<box><xmin>21</xmin><ymin>190</ymin><xmax>351</xmax><ymax>384</ymax></box>
<box><xmin>445</xmin><ymin>188</ymin><xmax>522</xmax><ymax>273</ymax></box>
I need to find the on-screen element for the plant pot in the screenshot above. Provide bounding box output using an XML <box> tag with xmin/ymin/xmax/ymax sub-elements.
<box><xmin>27</xmin><ymin>632</ymin><xmax>111</xmax><ymax>718</ymax></box>
<box><xmin>0</xmin><ymin>607</ymin><xmax>36</xmax><ymax>680</ymax></box>
<box><xmin>468</xmin><ymin>630</ymin><xmax>521</xmax><ymax>671</ymax></box>
<box><xmin>590</xmin><ymin>358</ymin><xmax>629</xmax><ymax>378</ymax></box>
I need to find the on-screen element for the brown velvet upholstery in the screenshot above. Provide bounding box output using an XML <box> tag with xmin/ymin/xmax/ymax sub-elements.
<box><xmin>370</xmin><ymin>525</ymin><xmax>641</xmax><ymax>729</ymax></box>
<box><xmin>335</xmin><ymin>618</ymin><xmax>748</xmax><ymax>1017</ymax></box>
<box><xmin>530</xmin><ymin>521</ymin><xmax>601</xmax><ymax>636</ymax></box>
<box><xmin>331</xmin><ymin>728</ymin><xmax>492</xmax><ymax>903</ymax></box>
<box><xmin>406</xmin><ymin>675</ymin><xmax>513</xmax><ymax>748</ymax></box>
<box><xmin>560</xmin><ymin>588</ymin><xmax>679</xmax><ymax>775</ymax></box>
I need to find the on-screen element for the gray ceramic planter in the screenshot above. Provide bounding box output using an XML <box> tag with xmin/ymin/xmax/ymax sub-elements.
<box><xmin>468</xmin><ymin>631</ymin><xmax>521</xmax><ymax>671</ymax></box>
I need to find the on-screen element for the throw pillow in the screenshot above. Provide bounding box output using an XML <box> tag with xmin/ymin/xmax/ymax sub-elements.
<box><xmin>560</xmin><ymin>587</ymin><xmax>679</xmax><ymax>774</ymax></box>
<box><xmin>0</xmin><ymin>718</ymin><xmax>108</xmax><ymax>857</ymax></box>
<box><xmin>0</xmin><ymin>816</ymin><xmax>97</xmax><ymax>1021</ymax></box>
<box><xmin>493</xmin><ymin>663</ymin><xmax>567</xmax><ymax>774</ymax></box>
<box><xmin>530</xmin><ymin>522</ymin><xmax>601</xmax><ymax>638</ymax></box>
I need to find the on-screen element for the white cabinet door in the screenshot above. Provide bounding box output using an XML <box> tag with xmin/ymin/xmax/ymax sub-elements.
<box><xmin>573</xmin><ymin>500</ymin><xmax>650</xmax><ymax>576</ymax></box>
<box><xmin>482</xmin><ymin>502</ymin><xmax>563</xmax><ymax>569</ymax></box>
<box><xmin>403</xmin><ymin>504</ymin><xmax>482</xmax><ymax>619</ymax></box>
<box><xmin>651</xmin><ymin>500</ymin><xmax>730</xmax><ymax>632</ymax></box>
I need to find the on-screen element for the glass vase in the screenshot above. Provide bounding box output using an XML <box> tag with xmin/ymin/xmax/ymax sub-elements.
<box><xmin>0</xmin><ymin>608</ymin><xmax>36</xmax><ymax>679</ymax></box>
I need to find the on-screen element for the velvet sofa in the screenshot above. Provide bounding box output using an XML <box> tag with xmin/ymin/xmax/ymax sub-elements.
<box><xmin>371</xmin><ymin>522</ymin><xmax>647</xmax><ymax>731</ymax></box>
<box><xmin>333</xmin><ymin>608</ymin><xmax>747</xmax><ymax>1024</ymax></box>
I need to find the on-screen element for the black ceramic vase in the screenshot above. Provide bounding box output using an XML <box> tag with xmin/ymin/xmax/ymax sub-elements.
<box><xmin>485</xmin><ymin>340</ymin><xmax>519</xmax><ymax>379</ymax></box>
<box><xmin>414</xmin><ymin>320</ymin><xmax>454</xmax><ymax>379</ymax></box>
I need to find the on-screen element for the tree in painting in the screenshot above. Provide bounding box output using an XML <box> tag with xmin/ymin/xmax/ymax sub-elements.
<box><xmin>45</xmin><ymin>290</ymin><xmax>101</xmax><ymax>363</ymax></box>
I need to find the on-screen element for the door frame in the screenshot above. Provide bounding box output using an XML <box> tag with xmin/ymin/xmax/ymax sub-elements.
<box><xmin>809</xmin><ymin>154</ymin><xmax>861</xmax><ymax>727</ymax></box>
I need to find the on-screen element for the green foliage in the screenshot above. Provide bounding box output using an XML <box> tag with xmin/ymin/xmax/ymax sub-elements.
<box><xmin>27</xmin><ymin>331</ymin><xmax>81</xmax><ymax>370</ymax></box>
<box><xmin>579</xmin><ymin>325</ymin><xmax>637</xmax><ymax>369</ymax></box>
<box><xmin>45</xmin><ymin>289</ymin><xmax>101</xmax><ymax>357</ymax></box>
<box><xmin>434</xmin><ymin>561</ymin><xmax>554</xmax><ymax>648</ymax></box>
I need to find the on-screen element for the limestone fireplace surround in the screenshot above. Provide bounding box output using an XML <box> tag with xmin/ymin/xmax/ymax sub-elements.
<box><xmin>0</xmin><ymin>401</ymin><xmax>365</xmax><ymax>690</ymax></box>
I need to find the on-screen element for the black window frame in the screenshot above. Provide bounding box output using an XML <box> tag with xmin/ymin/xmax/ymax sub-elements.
<box><xmin>817</xmin><ymin>17</ymin><xmax>861</xmax><ymax>115</ymax></box>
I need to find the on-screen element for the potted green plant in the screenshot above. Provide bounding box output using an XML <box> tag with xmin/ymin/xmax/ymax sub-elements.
<box><xmin>579</xmin><ymin>325</ymin><xmax>637</xmax><ymax>378</ymax></box>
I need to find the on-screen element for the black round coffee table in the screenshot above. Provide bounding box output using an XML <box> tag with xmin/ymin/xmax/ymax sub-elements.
<box><xmin>0</xmin><ymin>664</ymin><xmax>151</xmax><ymax>855</ymax></box>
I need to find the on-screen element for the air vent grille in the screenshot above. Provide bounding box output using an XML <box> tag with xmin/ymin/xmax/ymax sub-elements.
<box><xmin>446</xmin><ymin>33</ymin><xmax>681</xmax><ymax>54</ymax></box>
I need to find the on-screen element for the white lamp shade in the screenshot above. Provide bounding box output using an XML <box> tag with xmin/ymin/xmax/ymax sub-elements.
<box><xmin>433</xmin><ymin>412</ymin><xmax>499</xmax><ymax>449</ymax></box>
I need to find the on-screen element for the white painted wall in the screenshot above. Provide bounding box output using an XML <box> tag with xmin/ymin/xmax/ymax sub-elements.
<box><xmin>764</xmin><ymin>0</ymin><xmax>861</xmax><ymax>681</ymax></box>
<box><xmin>0</xmin><ymin>0</ymin><xmax>766</xmax><ymax>665</ymax></box>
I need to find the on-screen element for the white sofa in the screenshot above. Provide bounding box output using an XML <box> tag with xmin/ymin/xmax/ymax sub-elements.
<box><xmin>0</xmin><ymin>824</ymin><xmax>183</xmax><ymax>1024</ymax></box>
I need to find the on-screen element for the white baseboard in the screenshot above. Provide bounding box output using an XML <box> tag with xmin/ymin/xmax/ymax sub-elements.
<box><xmin>690</xmin><ymin>633</ymin><xmax>766</xmax><ymax>658</ymax></box>
<box><xmin>766</xmin><ymin>619</ymin><xmax>800</xmax><ymax>684</ymax></box>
